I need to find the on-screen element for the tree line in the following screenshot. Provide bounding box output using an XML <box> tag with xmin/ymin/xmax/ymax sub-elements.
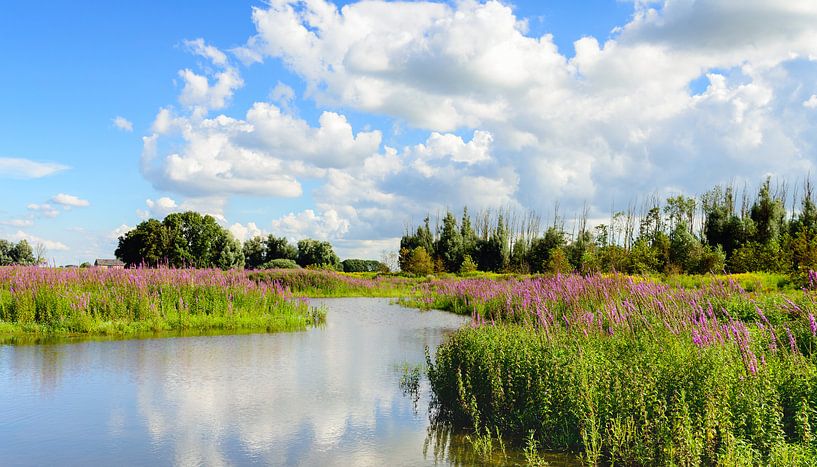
<box><xmin>114</xmin><ymin>211</ymin><xmax>386</xmax><ymax>272</ymax></box>
<box><xmin>399</xmin><ymin>178</ymin><xmax>817</xmax><ymax>277</ymax></box>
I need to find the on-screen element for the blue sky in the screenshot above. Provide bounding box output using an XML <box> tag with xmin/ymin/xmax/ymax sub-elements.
<box><xmin>2</xmin><ymin>0</ymin><xmax>817</xmax><ymax>264</ymax></box>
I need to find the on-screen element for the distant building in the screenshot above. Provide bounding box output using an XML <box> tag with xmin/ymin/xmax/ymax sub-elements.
<box><xmin>94</xmin><ymin>259</ymin><xmax>125</xmax><ymax>269</ymax></box>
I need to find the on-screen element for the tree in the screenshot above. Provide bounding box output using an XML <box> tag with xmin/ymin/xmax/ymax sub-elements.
<box><xmin>243</xmin><ymin>236</ymin><xmax>267</xmax><ymax>269</ymax></box>
<box><xmin>296</xmin><ymin>239</ymin><xmax>340</xmax><ymax>268</ymax></box>
<box><xmin>342</xmin><ymin>259</ymin><xmax>388</xmax><ymax>273</ymax></box>
<box><xmin>115</xmin><ymin>211</ymin><xmax>245</xmax><ymax>269</ymax></box>
<box><xmin>11</xmin><ymin>240</ymin><xmax>35</xmax><ymax>265</ymax></box>
<box><xmin>435</xmin><ymin>211</ymin><xmax>464</xmax><ymax>272</ymax></box>
<box><xmin>0</xmin><ymin>240</ymin><xmax>13</xmax><ymax>265</ymax></box>
<box><xmin>400</xmin><ymin>247</ymin><xmax>434</xmax><ymax>275</ymax></box>
<box><xmin>265</xmin><ymin>235</ymin><xmax>298</xmax><ymax>261</ymax></box>
<box><xmin>215</xmin><ymin>233</ymin><xmax>244</xmax><ymax>270</ymax></box>
<box><xmin>750</xmin><ymin>178</ymin><xmax>786</xmax><ymax>246</ymax></box>
<box><xmin>528</xmin><ymin>227</ymin><xmax>565</xmax><ymax>273</ymax></box>
<box><xmin>460</xmin><ymin>254</ymin><xmax>478</xmax><ymax>274</ymax></box>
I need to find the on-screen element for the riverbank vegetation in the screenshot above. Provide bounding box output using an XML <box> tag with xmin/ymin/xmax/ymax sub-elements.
<box><xmin>401</xmin><ymin>178</ymin><xmax>817</xmax><ymax>283</ymax></box>
<box><xmin>419</xmin><ymin>273</ymin><xmax>817</xmax><ymax>464</ymax></box>
<box><xmin>0</xmin><ymin>266</ymin><xmax>324</xmax><ymax>337</ymax></box>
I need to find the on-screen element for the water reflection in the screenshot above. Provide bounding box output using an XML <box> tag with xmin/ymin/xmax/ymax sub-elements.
<box><xmin>2</xmin><ymin>298</ymin><xmax>506</xmax><ymax>465</ymax></box>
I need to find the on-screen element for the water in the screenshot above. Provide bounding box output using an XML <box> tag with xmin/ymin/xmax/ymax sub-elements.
<box><xmin>0</xmin><ymin>298</ymin><xmax>578</xmax><ymax>466</ymax></box>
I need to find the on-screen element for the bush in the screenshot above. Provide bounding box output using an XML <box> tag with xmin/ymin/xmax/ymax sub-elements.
<box><xmin>260</xmin><ymin>259</ymin><xmax>300</xmax><ymax>269</ymax></box>
<box><xmin>341</xmin><ymin>259</ymin><xmax>388</xmax><ymax>273</ymax></box>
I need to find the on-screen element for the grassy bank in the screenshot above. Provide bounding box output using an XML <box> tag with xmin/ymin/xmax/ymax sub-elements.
<box><xmin>0</xmin><ymin>266</ymin><xmax>324</xmax><ymax>337</ymax></box>
<box><xmin>248</xmin><ymin>269</ymin><xmax>419</xmax><ymax>297</ymax></box>
<box><xmin>421</xmin><ymin>274</ymin><xmax>817</xmax><ymax>465</ymax></box>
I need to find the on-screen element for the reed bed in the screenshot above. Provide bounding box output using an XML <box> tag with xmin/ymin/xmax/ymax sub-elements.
<box><xmin>248</xmin><ymin>268</ymin><xmax>417</xmax><ymax>297</ymax></box>
<box><xmin>0</xmin><ymin>266</ymin><xmax>324</xmax><ymax>336</ymax></box>
<box><xmin>419</xmin><ymin>273</ymin><xmax>817</xmax><ymax>465</ymax></box>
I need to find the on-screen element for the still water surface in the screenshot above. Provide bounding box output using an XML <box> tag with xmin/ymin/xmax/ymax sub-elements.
<box><xmin>0</xmin><ymin>298</ymin><xmax>577</xmax><ymax>466</ymax></box>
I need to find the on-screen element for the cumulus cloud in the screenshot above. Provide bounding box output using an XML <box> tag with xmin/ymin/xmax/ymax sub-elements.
<box><xmin>228</xmin><ymin>222</ymin><xmax>264</xmax><ymax>242</ymax></box>
<box><xmin>137</xmin><ymin>196</ymin><xmax>227</xmax><ymax>222</ymax></box>
<box><xmin>270</xmin><ymin>209</ymin><xmax>350</xmax><ymax>241</ymax></box>
<box><xmin>0</xmin><ymin>157</ymin><xmax>68</xmax><ymax>179</ymax></box>
<box><xmin>113</xmin><ymin>116</ymin><xmax>134</xmax><ymax>132</ymax></box>
<box><xmin>140</xmin><ymin>0</ymin><xmax>817</xmax><ymax>258</ymax></box>
<box><xmin>51</xmin><ymin>193</ymin><xmax>90</xmax><ymax>208</ymax></box>
<box><xmin>177</xmin><ymin>39</ymin><xmax>243</xmax><ymax>113</ymax></box>
<box><xmin>109</xmin><ymin>224</ymin><xmax>132</xmax><ymax>241</ymax></box>
<box><xmin>10</xmin><ymin>231</ymin><xmax>69</xmax><ymax>251</ymax></box>
<box><xmin>0</xmin><ymin>218</ymin><xmax>34</xmax><ymax>227</ymax></box>
<box><xmin>27</xmin><ymin>203</ymin><xmax>60</xmax><ymax>218</ymax></box>
<box><xmin>140</xmin><ymin>102</ymin><xmax>381</xmax><ymax>197</ymax></box>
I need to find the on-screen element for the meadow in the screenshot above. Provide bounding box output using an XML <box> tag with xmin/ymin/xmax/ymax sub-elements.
<box><xmin>412</xmin><ymin>273</ymin><xmax>817</xmax><ymax>465</ymax></box>
<box><xmin>6</xmin><ymin>265</ymin><xmax>817</xmax><ymax>464</ymax></box>
<box><xmin>0</xmin><ymin>266</ymin><xmax>326</xmax><ymax>337</ymax></box>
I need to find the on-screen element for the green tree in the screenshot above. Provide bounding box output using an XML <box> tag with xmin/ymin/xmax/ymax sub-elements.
<box><xmin>435</xmin><ymin>211</ymin><xmax>464</xmax><ymax>272</ymax></box>
<box><xmin>296</xmin><ymin>239</ymin><xmax>340</xmax><ymax>268</ymax></box>
<box><xmin>528</xmin><ymin>227</ymin><xmax>565</xmax><ymax>273</ymax></box>
<box><xmin>265</xmin><ymin>235</ymin><xmax>298</xmax><ymax>261</ymax></box>
<box><xmin>11</xmin><ymin>240</ymin><xmax>35</xmax><ymax>265</ymax></box>
<box><xmin>115</xmin><ymin>218</ymin><xmax>169</xmax><ymax>267</ymax></box>
<box><xmin>115</xmin><ymin>211</ymin><xmax>245</xmax><ymax>269</ymax></box>
<box><xmin>0</xmin><ymin>240</ymin><xmax>13</xmax><ymax>265</ymax></box>
<box><xmin>341</xmin><ymin>259</ymin><xmax>388</xmax><ymax>273</ymax></box>
<box><xmin>243</xmin><ymin>236</ymin><xmax>267</xmax><ymax>269</ymax></box>
<box><xmin>750</xmin><ymin>178</ymin><xmax>786</xmax><ymax>246</ymax></box>
<box><xmin>401</xmin><ymin>246</ymin><xmax>434</xmax><ymax>275</ymax></box>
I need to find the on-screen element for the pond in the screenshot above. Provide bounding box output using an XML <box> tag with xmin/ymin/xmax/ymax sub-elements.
<box><xmin>0</xmin><ymin>298</ymin><xmax>578</xmax><ymax>466</ymax></box>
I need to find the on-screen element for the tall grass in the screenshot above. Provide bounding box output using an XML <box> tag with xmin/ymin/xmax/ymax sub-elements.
<box><xmin>249</xmin><ymin>269</ymin><xmax>417</xmax><ymax>297</ymax></box>
<box><xmin>0</xmin><ymin>266</ymin><xmax>324</xmax><ymax>336</ymax></box>
<box><xmin>422</xmin><ymin>273</ymin><xmax>817</xmax><ymax>464</ymax></box>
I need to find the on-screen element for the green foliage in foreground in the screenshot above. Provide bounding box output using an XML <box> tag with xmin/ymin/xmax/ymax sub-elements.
<box><xmin>429</xmin><ymin>325</ymin><xmax>817</xmax><ymax>465</ymax></box>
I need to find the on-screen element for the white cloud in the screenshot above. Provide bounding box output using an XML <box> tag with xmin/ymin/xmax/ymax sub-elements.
<box><xmin>10</xmin><ymin>231</ymin><xmax>69</xmax><ymax>251</ymax></box>
<box><xmin>0</xmin><ymin>157</ymin><xmax>68</xmax><ymax>179</ymax></box>
<box><xmin>177</xmin><ymin>39</ymin><xmax>243</xmax><ymax>113</ymax></box>
<box><xmin>27</xmin><ymin>203</ymin><xmax>60</xmax><ymax>218</ymax></box>
<box><xmin>0</xmin><ymin>218</ymin><xmax>34</xmax><ymax>227</ymax></box>
<box><xmin>137</xmin><ymin>196</ymin><xmax>227</xmax><ymax>223</ymax></box>
<box><xmin>270</xmin><ymin>82</ymin><xmax>295</xmax><ymax>109</ymax></box>
<box><xmin>228</xmin><ymin>222</ymin><xmax>264</xmax><ymax>242</ymax></box>
<box><xmin>184</xmin><ymin>38</ymin><xmax>228</xmax><ymax>66</ymax></box>
<box><xmin>110</xmin><ymin>224</ymin><xmax>132</xmax><ymax>241</ymax></box>
<box><xmin>138</xmin><ymin>0</ymin><xmax>817</xmax><ymax>259</ymax></box>
<box><xmin>113</xmin><ymin>116</ymin><xmax>134</xmax><ymax>132</ymax></box>
<box><xmin>270</xmin><ymin>209</ymin><xmax>350</xmax><ymax>241</ymax></box>
<box><xmin>51</xmin><ymin>193</ymin><xmax>90</xmax><ymax>208</ymax></box>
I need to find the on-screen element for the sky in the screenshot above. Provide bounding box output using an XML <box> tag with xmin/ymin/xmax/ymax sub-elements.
<box><xmin>2</xmin><ymin>0</ymin><xmax>817</xmax><ymax>265</ymax></box>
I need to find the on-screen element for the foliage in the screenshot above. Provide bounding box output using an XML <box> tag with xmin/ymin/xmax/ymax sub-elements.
<box><xmin>296</xmin><ymin>239</ymin><xmax>340</xmax><ymax>269</ymax></box>
<box><xmin>115</xmin><ymin>212</ymin><xmax>243</xmax><ymax>269</ymax></box>
<box><xmin>0</xmin><ymin>239</ymin><xmax>36</xmax><ymax>266</ymax></box>
<box><xmin>341</xmin><ymin>259</ymin><xmax>388</xmax><ymax>273</ymax></box>
<box><xmin>398</xmin><ymin>178</ymin><xmax>817</xmax><ymax>279</ymax></box>
<box><xmin>243</xmin><ymin>235</ymin><xmax>299</xmax><ymax>269</ymax></box>
<box><xmin>0</xmin><ymin>266</ymin><xmax>323</xmax><ymax>337</ymax></box>
<box><xmin>260</xmin><ymin>258</ymin><xmax>300</xmax><ymax>269</ymax></box>
<box><xmin>421</xmin><ymin>273</ymin><xmax>817</xmax><ymax>464</ymax></box>
<box><xmin>400</xmin><ymin>247</ymin><xmax>434</xmax><ymax>275</ymax></box>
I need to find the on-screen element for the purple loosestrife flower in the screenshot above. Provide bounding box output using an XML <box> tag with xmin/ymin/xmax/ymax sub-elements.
<box><xmin>810</xmin><ymin>313</ymin><xmax>817</xmax><ymax>336</ymax></box>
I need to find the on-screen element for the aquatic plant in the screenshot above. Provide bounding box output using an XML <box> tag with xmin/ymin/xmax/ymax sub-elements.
<box><xmin>422</xmin><ymin>273</ymin><xmax>817</xmax><ymax>464</ymax></box>
<box><xmin>0</xmin><ymin>266</ymin><xmax>323</xmax><ymax>336</ymax></box>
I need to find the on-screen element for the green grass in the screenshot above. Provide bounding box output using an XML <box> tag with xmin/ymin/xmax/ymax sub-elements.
<box><xmin>428</xmin><ymin>325</ymin><xmax>817</xmax><ymax>465</ymax></box>
<box><xmin>0</xmin><ymin>266</ymin><xmax>324</xmax><ymax>338</ymax></box>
